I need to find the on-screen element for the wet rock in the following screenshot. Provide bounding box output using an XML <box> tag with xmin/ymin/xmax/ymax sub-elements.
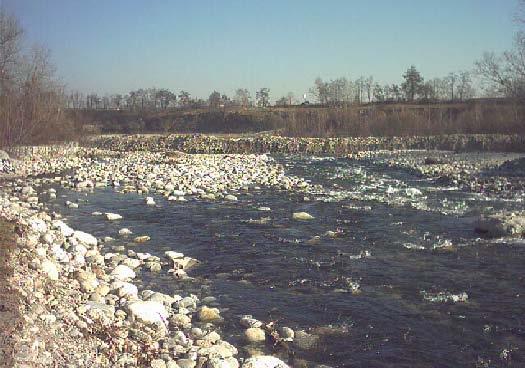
<box><xmin>134</xmin><ymin>235</ymin><xmax>151</xmax><ymax>243</ymax></box>
<box><xmin>198</xmin><ymin>306</ymin><xmax>221</xmax><ymax>322</ymax></box>
<box><xmin>146</xmin><ymin>196</ymin><xmax>156</xmax><ymax>205</ymax></box>
<box><xmin>244</xmin><ymin>328</ymin><xmax>266</xmax><ymax>343</ymax></box>
<box><xmin>240</xmin><ymin>316</ymin><xmax>263</xmax><ymax>329</ymax></box>
<box><xmin>105</xmin><ymin>212</ymin><xmax>123</xmax><ymax>221</ymax></box>
<box><xmin>165</xmin><ymin>251</ymin><xmax>184</xmax><ymax>260</ymax></box>
<box><xmin>292</xmin><ymin>331</ymin><xmax>319</xmax><ymax>350</ymax></box>
<box><xmin>292</xmin><ymin>212</ymin><xmax>314</xmax><ymax>221</ymax></box>
<box><xmin>66</xmin><ymin>201</ymin><xmax>79</xmax><ymax>208</ymax></box>
<box><xmin>279</xmin><ymin>327</ymin><xmax>294</xmax><ymax>341</ymax></box>
<box><xmin>119</xmin><ymin>228</ymin><xmax>133</xmax><ymax>236</ymax></box>
<box><xmin>475</xmin><ymin>212</ymin><xmax>525</xmax><ymax>237</ymax></box>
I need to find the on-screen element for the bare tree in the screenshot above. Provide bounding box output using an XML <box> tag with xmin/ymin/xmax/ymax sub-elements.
<box><xmin>0</xmin><ymin>9</ymin><xmax>23</xmax><ymax>92</ymax></box>
<box><xmin>208</xmin><ymin>90</ymin><xmax>221</xmax><ymax>109</ymax></box>
<box><xmin>445</xmin><ymin>72</ymin><xmax>458</xmax><ymax>101</ymax></box>
<box><xmin>178</xmin><ymin>90</ymin><xmax>191</xmax><ymax>106</ymax></box>
<box><xmin>476</xmin><ymin>32</ymin><xmax>525</xmax><ymax>98</ymax></box>
<box><xmin>456</xmin><ymin>71</ymin><xmax>474</xmax><ymax>100</ymax></box>
<box><xmin>234</xmin><ymin>88</ymin><xmax>251</xmax><ymax>108</ymax></box>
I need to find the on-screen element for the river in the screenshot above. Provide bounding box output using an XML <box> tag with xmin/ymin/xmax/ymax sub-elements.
<box><xmin>42</xmin><ymin>153</ymin><xmax>525</xmax><ymax>367</ymax></box>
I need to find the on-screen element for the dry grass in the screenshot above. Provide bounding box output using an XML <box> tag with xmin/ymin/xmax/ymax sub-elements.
<box><xmin>71</xmin><ymin>100</ymin><xmax>525</xmax><ymax>138</ymax></box>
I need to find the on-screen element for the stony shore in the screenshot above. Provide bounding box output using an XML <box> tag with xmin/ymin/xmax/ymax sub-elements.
<box><xmin>0</xmin><ymin>146</ymin><xmax>300</xmax><ymax>368</ymax></box>
<box><xmin>83</xmin><ymin>134</ymin><xmax>525</xmax><ymax>156</ymax></box>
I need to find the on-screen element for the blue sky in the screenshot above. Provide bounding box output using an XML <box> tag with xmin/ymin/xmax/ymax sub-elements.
<box><xmin>3</xmin><ymin>0</ymin><xmax>521</xmax><ymax>100</ymax></box>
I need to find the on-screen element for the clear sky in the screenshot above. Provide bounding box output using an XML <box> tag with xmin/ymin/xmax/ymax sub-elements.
<box><xmin>3</xmin><ymin>0</ymin><xmax>521</xmax><ymax>100</ymax></box>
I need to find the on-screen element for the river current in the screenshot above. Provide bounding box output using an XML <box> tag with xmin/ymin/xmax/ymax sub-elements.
<box><xmin>43</xmin><ymin>154</ymin><xmax>525</xmax><ymax>368</ymax></box>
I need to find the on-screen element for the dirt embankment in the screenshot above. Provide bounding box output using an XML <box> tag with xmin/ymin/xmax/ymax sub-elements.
<box><xmin>0</xmin><ymin>220</ymin><xmax>21</xmax><ymax>367</ymax></box>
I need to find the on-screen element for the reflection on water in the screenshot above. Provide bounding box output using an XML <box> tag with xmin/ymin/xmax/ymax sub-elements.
<box><xmin>45</xmin><ymin>155</ymin><xmax>525</xmax><ymax>367</ymax></box>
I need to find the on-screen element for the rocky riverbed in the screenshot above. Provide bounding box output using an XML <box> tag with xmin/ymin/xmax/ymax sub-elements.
<box><xmin>1</xmin><ymin>139</ymin><xmax>525</xmax><ymax>367</ymax></box>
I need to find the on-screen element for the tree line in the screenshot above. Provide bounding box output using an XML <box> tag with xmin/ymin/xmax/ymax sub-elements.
<box><xmin>66</xmin><ymin>87</ymin><xmax>273</xmax><ymax>111</ymax></box>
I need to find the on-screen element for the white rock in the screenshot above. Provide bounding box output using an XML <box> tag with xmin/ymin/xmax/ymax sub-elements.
<box><xmin>114</xmin><ymin>281</ymin><xmax>138</xmax><ymax>298</ymax></box>
<box><xmin>225</xmin><ymin>194</ymin><xmax>238</xmax><ymax>201</ymax></box>
<box><xmin>127</xmin><ymin>301</ymin><xmax>168</xmax><ymax>325</ymax></box>
<box><xmin>119</xmin><ymin>228</ymin><xmax>133</xmax><ymax>236</ymax></box>
<box><xmin>242</xmin><ymin>356</ymin><xmax>289</xmax><ymax>368</ymax></box>
<box><xmin>122</xmin><ymin>258</ymin><xmax>142</xmax><ymax>269</ymax></box>
<box><xmin>146</xmin><ymin>197</ymin><xmax>156</xmax><ymax>205</ymax></box>
<box><xmin>240</xmin><ymin>315</ymin><xmax>263</xmax><ymax>328</ymax></box>
<box><xmin>405</xmin><ymin>188</ymin><xmax>422</xmax><ymax>197</ymax></box>
<box><xmin>111</xmin><ymin>265</ymin><xmax>136</xmax><ymax>280</ymax></box>
<box><xmin>29</xmin><ymin>218</ymin><xmax>48</xmax><ymax>233</ymax></box>
<box><xmin>244</xmin><ymin>328</ymin><xmax>266</xmax><ymax>343</ymax></box>
<box><xmin>292</xmin><ymin>212</ymin><xmax>315</xmax><ymax>221</ymax></box>
<box><xmin>50</xmin><ymin>244</ymin><xmax>69</xmax><ymax>263</ymax></box>
<box><xmin>52</xmin><ymin>220</ymin><xmax>74</xmax><ymax>237</ymax></box>
<box><xmin>41</xmin><ymin>260</ymin><xmax>59</xmax><ymax>281</ymax></box>
<box><xmin>71</xmin><ymin>243</ymin><xmax>88</xmax><ymax>257</ymax></box>
<box><xmin>105</xmin><ymin>212</ymin><xmax>123</xmax><ymax>221</ymax></box>
<box><xmin>165</xmin><ymin>251</ymin><xmax>184</xmax><ymax>260</ymax></box>
<box><xmin>73</xmin><ymin>231</ymin><xmax>97</xmax><ymax>247</ymax></box>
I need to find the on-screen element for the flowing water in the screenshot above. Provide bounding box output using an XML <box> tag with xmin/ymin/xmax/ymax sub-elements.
<box><xmin>43</xmin><ymin>154</ymin><xmax>525</xmax><ymax>367</ymax></box>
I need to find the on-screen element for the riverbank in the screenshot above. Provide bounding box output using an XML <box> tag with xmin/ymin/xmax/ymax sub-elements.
<box><xmin>0</xmin><ymin>147</ymin><xmax>295</xmax><ymax>368</ymax></box>
<box><xmin>84</xmin><ymin>134</ymin><xmax>525</xmax><ymax>155</ymax></box>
